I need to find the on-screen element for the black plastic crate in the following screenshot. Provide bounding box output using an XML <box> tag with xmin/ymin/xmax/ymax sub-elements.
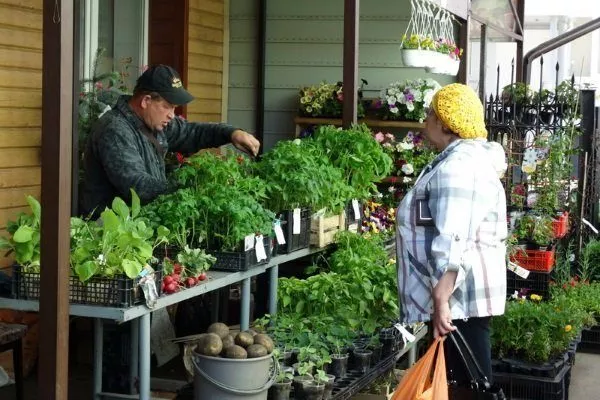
<box><xmin>274</xmin><ymin>208</ymin><xmax>311</xmax><ymax>255</ymax></box>
<box><xmin>578</xmin><ymin>325</ymin><xmax>600</xmax><ymax>353</ymax></box>
<box><xmin>493</xmin><ymin>362</ymin><xmax>571</xmax><ymax>400</ymax></box>
<box><xmin>507</xmin><ymin>269</ymin><xmax>552</xmax><ymax>300</ymax></box>
<box><xmin>492</xmin><ymin>352</ymin><xmax>568</xmax><ymax>379</ymax></box>
<box><xmin>345</xmin><ymin>201</ymin><xmax>364</xmax><ymax>232</ymax></box>
<box><xmin>209</xmin><ymin>235</ymin><xmax>272</xmax><ymax>272</ymax></box>
<box><xmin>11</xmin><ymin>264</ymin><xmax>162</xmax><ymax>308</ymax></box>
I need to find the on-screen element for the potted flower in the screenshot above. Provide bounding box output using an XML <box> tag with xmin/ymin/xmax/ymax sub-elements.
<box><xmin>502</xmin><ymin>82</ymin><xmax>534</xmax><ymax>123</ymax></box>
<box><xmin>400</xmin><ymin>34</ymin><xmax>436</xmax><ymax>68</ymax></box>
<box><xmin>298</xmin><ymin>81</ymin><xmax>366</xmax><ymax>118</ymax></box>
<box><xmin>555</xmin><ymin>79</ymin><xmax>579</xmax><ymax>118</ymax></box>
<box><xmin>429</xmin><ymin>38</ymin><xmax>463</xmax><ymax>75</ymax></box>
<box><xmin>376</xmin><ymin>78</ymin><xmax>441</xmax><ymax>122</ymax></box>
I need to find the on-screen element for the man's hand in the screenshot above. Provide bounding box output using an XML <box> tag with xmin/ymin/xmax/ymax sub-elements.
<box><xmin>432</xmin><ymin>270</ymin><xmax>458</xmax><ymax>338</ymax></box>
<box><xmin>231</xmin><ymin>130</ymin><xmax>260</xmax><ymax>156</ymax></box>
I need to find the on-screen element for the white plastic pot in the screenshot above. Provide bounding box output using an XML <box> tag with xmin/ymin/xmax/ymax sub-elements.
<box><xmin>401</xmin><ymin>49</ymin><xmax>433</xmax><ymax>68</ymax></box>
<box><xmin>447</xmin><ymin>59</ymin><xmax>460</xmax><ymax>76</ymax></box>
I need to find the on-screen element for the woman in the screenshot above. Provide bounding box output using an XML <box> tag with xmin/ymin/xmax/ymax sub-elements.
<box><xmin>396</xmin><ymin>83</ymin><xmax>508</xmax><ymax>386</ymax></box>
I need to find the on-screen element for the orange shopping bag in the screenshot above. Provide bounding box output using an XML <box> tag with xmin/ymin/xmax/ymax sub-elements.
<box><xmin>391</xmin><ymin>337</ymin><xmax>448</xmax><ymax>400</ymax></box>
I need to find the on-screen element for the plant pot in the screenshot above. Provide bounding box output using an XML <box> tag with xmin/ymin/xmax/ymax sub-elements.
<box><xmin>269</xmin><ymin>379</ymin><xmax>292</xmax><ymax>400</ymax></box>
<box><xmin>446</xmin><ymin>59</ymin><xmax>460</xmax><ymax>76</ymax></box>
<box><xmin>281</xmin><ymin>350</ymin><xmax>293</xmax><ymax>367</ymax></box>
<box><xmin>353</xmin><ymin>349</ymin><xmax>373</xmax><ymax>373</ymax></box>
<box><xmin>401</xmin><ymin>49</ymin><xmax>433</xmax><ymax>68</ymax></box>
<box><xmin>330</xmin><ymin>353</ymin><xmax>349</xmax><ymax>378</ymax></box>
<box><xmin>369</xmin><ymin>342</ymin><xmax>383</xmax><ymax>365</ymax></box>
<box><xmin>290</xmin><ymin>348</ymin><xmax>300</xmax><ymax>365</ymax></box>
<box><xmin>302</xmin><ymin>381</ymin><xmax>325</xmax><ymax>400</ymax></box>
<box><xmin>380</xmin><ymin>333</ymin><xmax>396</xmax><ymax>356</ymax></box>
<box><xmin>293</xmin><ymin>375</ymin><xmax>314</xmax><ymax>399</ymax></box>
<box><xmin>539</xmin><ymin>109</ymin><xmax>554</xmax><ymax>125</ymax></box>
<box><xmin>426</xmin><ymin>52</ymin><xmax>449</xmax><ymax>73</ymax></box>
<box><xmin>322</xmin><ymin>374</ymin><xmax>336</xmax><ymax>400</ymax></box>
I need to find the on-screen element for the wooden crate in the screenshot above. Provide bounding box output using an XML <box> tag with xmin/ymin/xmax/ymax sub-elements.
<box><xmin>310</xmin><ymin>212</ymin><xmax>346</xmax><ymax>248</ymax></box>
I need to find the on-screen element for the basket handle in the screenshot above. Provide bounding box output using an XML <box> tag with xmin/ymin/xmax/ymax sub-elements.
<box><xmin>192</xmin><ymin>353</ymin><xmax>279</xmax><ymax>395</ymax></box>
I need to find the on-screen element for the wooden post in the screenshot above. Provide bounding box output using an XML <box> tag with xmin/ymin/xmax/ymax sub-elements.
<box><xmin>39</xmin><ymin>0</ymin><xmax>74</xmax><ymax>398</ymax></box>
<box><xmin>342</xmin><ymin>0</ymin><xmax>359</xmax><ymax>129</ymax></box>
<box><xmin>457</xmin><ymin>15</ymin><xmax>471</xmax><ymax>84</ymax></box>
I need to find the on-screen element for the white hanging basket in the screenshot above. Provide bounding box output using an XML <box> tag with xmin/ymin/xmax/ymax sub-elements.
<box><xmin>401</xmin><ymin>49</ymin><xmax>434</xmax><ymax>68</ymax></box>
<box><xmin>446</xmin><ymin>59</ymin><xmax>460</xmax><ymax>76</ymax></box>
<box><xmin>427</xmin><ymin>52</ymin><xmax>449</xmax><ymax>74</ymax></box>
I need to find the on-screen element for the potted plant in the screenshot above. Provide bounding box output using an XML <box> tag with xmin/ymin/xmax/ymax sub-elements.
<box><xmin>555</xmin><ymin>79</ymin><xmax>579</xmax><ymax>117</ymax></box>
<box><xmin>376</xmin><ymin>78</ymin><xmax>441</xmax><ymax>123</ymax></box>
<box><xmin>502</xmin><ymin>82</ymin><xmax>535</xmax><ymax>124</ymax></box>
<box><xmin>534</xmin><ymin>88</ymin><xmax>555</xmax><ymax>124</ymax></box>
<box><xmin>293</xmin><ymin>361</ymin><xmax>315</xmax><ymax>397</ymax></box>
<box><xmin>298</xmin><ymin>81</ymin><xmax>366</xmax><ymax>118</ymax></box>
<box><xmin>314</xmin><ymin>368</ymin><xmax>336</xmax><ymax>400</ymax></box>
<box><xmin>400</xmin><ymin>34</ymin><xmax>436</xmax><ymax>68</ymax></box>
<box><xmin>268</xmin><ymin>367</ymin><xmax>294</xmax><ymax>400</ymax></box>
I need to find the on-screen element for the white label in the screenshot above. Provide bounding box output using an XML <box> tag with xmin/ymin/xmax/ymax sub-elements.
<box><xmin>352</xmin><ymin>199</ymin><xmax>361</xmax><ymax>221</ymax></box>
<box><xmin>394</xmin><ymin>323</ymin><xmax>416</xmax><ymax>343</ymax></box>
<box><xmin>274</xmin><ymin>221</ymin><xmax>286</xmax><ymax>245</ymax></box>
<box><xmin>255</xmin><ymin>235</ymin><xmax>267</xmax><ymax>261</ymax></box>
<box><xmin>293</xmin><ymin>208</ymin><xmax>301</xmax><ymax>235</ymax></box>
<box><xmin>244</xmin><ymin>234</ymin><xmax>254</xmax><ymax>252</ymax></box>
<box><xmin>508</xmin><ymin>261</ymin><xmax>530</xmax><ymax>279</ymax></box>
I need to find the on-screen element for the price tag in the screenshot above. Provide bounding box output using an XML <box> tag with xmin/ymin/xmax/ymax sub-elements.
<box><xmin>274</xmin><ymin>221</ymin><xmax>286</xmax><ymax>245</ymax></box>
<box><xmin>394</xmin><ymin>323</ymin><xmax>416</xmax><ymax>344</ymax></box>
<box><xmin>293</xmin><ymin>208</ymin><xmax>301</xmax><ymax>235</ymax></box>
<box><xmin>508</xmin><ymin>261</ymin><xmax>530</xmax><ymax>279</ymax></box>
<box><xmin>255</xmin><ymin>235</ymin><xmax>268</xmax><ymax>262</ymax></box>
<box><xmin>352</xmin><ymin>199</ymin><xmax>361</xmax><ymax>221</ymax></box>
<box><xmin>244</xmin><ymin>234</ymin><xmax>254</xmax><ymax>252</ymax></box>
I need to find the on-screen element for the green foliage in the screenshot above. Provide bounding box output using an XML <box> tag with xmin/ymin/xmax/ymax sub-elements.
<box><xmin>311</xmin><ymin>124</ymin><xmax>393</xmax><ymax>201</ymax></box>
<box><xmin>70</xmin><ymin>190</ymin><xmax>169</xmax><ymax>281</ymax></box>
<box><xmin>502</xmin><ymin>82</ymin><xmax>533</xmax><ymax>105</ymax></box>
<box><xmin>169</xmin><ymin>245</ymin><xmax>216</xmax><ymax>277</ymax></box>
<box><xmin>256</xmin><ymin>138</ymin><xmax>352</xmax><ymax>212</ymax></box>
<box><xmin>0</xmin><ymin>196</ymin><xmax>41</xmax><ymax>269</ymax></box>
<box><xmin>298</xmin><ymin>80</ymin><xmax>366</xmax><ymax>118</ymax></box>
<box><xmin>578</xmin><ymin>239</ymin><xmax>600</xmax><ymax>282</ymax></box>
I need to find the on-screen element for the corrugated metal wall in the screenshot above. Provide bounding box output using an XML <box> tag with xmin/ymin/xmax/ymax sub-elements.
<box><xmin>228</xmin><ymin>0</ymin><xmax>457</xmax><ymax>150</ymax></box>
<box><xmin>0</xmin><ymin>0</ymin><xmax>42</xmax><ymax>267</ymax></box>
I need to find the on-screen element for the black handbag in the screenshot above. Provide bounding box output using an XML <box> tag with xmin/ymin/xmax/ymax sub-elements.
<box><xmin>448</xmin><ymin>329</ymin><xmax>506</xmax><ymax>400</ymax></box>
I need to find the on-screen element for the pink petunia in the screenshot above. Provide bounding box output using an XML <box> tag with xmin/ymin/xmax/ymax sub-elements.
<box><xmin>374</xmin><ymin>132</ymin><xmax>385</xmax><ymax>143</ymax></box>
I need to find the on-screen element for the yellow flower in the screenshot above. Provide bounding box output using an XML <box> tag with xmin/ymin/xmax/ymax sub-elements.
<box><xmin>565</xmin><ymin>325</ymin><xmax>572</xmax><ymax>332</ymax></box>
<box><xmin>530</xmin><ymin>294</ymin><xmax>543</xmax><ymax>302</ymax></box>
<box><xmin>388</xmin><ymin>258</ymin><xmax>396</xmax><ymax>264</ymax></box>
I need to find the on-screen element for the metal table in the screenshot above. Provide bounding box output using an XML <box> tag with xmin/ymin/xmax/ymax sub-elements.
<box><xmin>0</xmin><ymin>247</ymin><xmax>325</xmax><ymax>399</ymax></box>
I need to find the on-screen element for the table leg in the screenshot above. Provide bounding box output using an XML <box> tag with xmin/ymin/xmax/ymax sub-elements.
<box><xmin>240</xmin><ymin>277</ymin><xmax>251</xmax><ymax>331</ymax></box>
<box><xmin>130</xmin><ymin>318</ymin><xmax>139</xmax><ymax>394</ymax></box>
<box><xmin>13</xmin><ymin>338</ymin><xmax>23</xmax><ymax>400</ymax></box>
<box><xmin>93</xmin><ymin>318</ymin><xmax>103</xmax><ymax>399</ymax></box>
<box><xmin>408</xmin><ymin>342</ymin><xmax>417</xmax><ymax>366</ymax></box>
<box><xmin>139</xmin><ymin>314</ymin><xmax>151</xmax><ymax>400</ymax></box>
<box><xmin>268</xmin><ymin>265</ymin><xmax>279</xmax><ymax>315</ymax></box>
<box><xmin>210</xmin><ymin>290</ymin><xmax>220</xmax><ymax>323</ymax></box>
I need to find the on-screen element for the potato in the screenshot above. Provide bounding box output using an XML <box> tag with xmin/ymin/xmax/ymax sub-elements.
<box><xmin>246</xmin><ymin>344</ymin><xmax>268</xmax><ymax>358</ymax></box>
<box><xmin>195</xmin><ymin>333</ymin><xmax>223</xmax><ymax>357</ymax></box>
<box><xmin>247</xmin><ymin>328</ymin><xmax>258</xmax><ymax>337</ymax></box>
<box><xmin>253</xmin><ymin>334</ymin><xmax>274</xmax><ymax>354</ymax></box>
<box><xmin>221</xmin><ymin>334</ymin><xmax>235</xmax><ymax>350</ymax></box>
<box><xmin>207</xmin><ymin>322</ymin><xmax>230</xmax><ymax>339</ymax></box>
<box><xmin>224</xmin><ymin>345</ymin><xmax>248</xmax><ymax>359</ymax></box>
<box><xmin>235</xmin><ymin>332</ymin><xmax>254</xmax><ymax>348</ymax></box>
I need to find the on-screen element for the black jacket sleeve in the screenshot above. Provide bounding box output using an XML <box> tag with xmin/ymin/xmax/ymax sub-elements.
<box><xmin>165</xmin><ymin>116</ymin><xmax>237</xmax><ymax>154</ymax></box>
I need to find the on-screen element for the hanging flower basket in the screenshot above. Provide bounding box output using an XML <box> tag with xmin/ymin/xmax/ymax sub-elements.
<box><xmin>401</xmin><ymin>49</ymin><xmax>434</xmax><ymax>68</ymax></box>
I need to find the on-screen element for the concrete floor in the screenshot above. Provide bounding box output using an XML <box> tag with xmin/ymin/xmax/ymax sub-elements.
<box><xmin>569</xmin><ymin>352</ymin><xmax>600</xmax><ymax>399</ymax></box>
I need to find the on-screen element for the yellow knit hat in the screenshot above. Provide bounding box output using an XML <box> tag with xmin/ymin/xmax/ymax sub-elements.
<box><xmin>431</xmin><ymin>83</ymin><xmax>488</xmax><ymax>139</ymax></box>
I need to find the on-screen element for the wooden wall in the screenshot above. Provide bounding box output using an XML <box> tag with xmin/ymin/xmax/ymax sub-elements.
<box><xmin>186</xmin><ymin>0</ymin><xmax>227</xmax><ymax>123</ymax></box>
<box><xmin>0</xmin><ymin>0</ymin><xmax>43</xmax><ymax>267</ymax></box>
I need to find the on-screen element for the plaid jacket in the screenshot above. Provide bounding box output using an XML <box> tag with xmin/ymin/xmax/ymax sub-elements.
<box><xmin>395</xmin><ymin>139</ymin><xmax>507</xmax><ymax>324</ymax></box>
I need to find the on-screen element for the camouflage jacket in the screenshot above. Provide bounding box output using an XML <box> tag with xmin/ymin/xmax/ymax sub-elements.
<box><xmin>81</xmin><ymin>95</ymin><xmax>237</xmax><ymax>216</ymax></box>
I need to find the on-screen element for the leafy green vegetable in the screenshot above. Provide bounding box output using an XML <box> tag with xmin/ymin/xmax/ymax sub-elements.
<box><xmin>0</xmin><ymin>196</ymin><xmax>41</xmax><ymax>269</ymax></box>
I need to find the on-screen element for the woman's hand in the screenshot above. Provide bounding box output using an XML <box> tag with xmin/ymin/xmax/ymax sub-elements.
<box><xmin>432</xmin><ymin>301</ymin><xmax>456</xmax><ymax>338</ymax></box>
<box><xmin>432</xmin><ymin>270</ymin><xmax>458</xmax><ymax>338</ymax></box>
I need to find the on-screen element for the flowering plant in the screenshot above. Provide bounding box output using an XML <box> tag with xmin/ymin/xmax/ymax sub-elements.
<box><xmin>361</xmin><ymin>200</ymin><xmax>396</xmax><ymax>238</ymax></box>
<box><xmin>400</xmin><ymin>34</ymin><xmax>436</xmax><ymax>51</ymax></box>
<box><xmin>299</xmin><ymin>80</ymin><xmax>366</xmax><ymax>118</ymax></box>
<box><xmin>373</xmin><ymin>131</ymin><xmax>437</xmax><ymax>205</ymax></box>
<box><xmin>435</xmin><ymin>38</ymin><xmax>463</xmax><ymax>60</ymax></box>
<box><xmin>375</xmin><ymin>78</ymin><xmax>441</xmax><ymax>122</ymax></box>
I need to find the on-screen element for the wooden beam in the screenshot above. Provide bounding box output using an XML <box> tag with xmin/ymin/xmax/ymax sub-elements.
<box><xmin>515</xmin><ymin>0</ymin><xmax>525</xmax><ymax>82</ymax></box>
<box><xmin>39</xmin><ymin>0</ymin><xmax>73</xmax><ymax>398</ymax></box>
<box><xmin>458</xmin><ymin>15</ymin><xmax>471</xmax><ymax>84</ymax></box>
<box><xmin>342</xmin><ymin>0</ymin><xmax>359</xmax><ymax>129</ymax></box>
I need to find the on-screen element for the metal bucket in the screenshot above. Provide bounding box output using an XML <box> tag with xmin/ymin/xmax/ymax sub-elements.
<box><xmin>193</xmin><ymin>351</ymin><xmax>277</xmax><ymax>400</ymax></box>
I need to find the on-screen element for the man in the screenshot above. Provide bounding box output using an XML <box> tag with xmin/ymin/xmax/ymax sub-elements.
<box><xmin>81</xmin><ymin>64</ymin><xmax>260</xmax><ymax>216</ymax></box>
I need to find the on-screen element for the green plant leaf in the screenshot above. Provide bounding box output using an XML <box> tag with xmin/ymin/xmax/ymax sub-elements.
<box><xmin>112</xmin><ymin>197</ymin><xmax>130</xmax><ymax>219</ymax></box>
<box><xmin>130</xmin><ymin>189</ymin><xmax>141</xmax><ymax>218</ymax></box>
<box><xmin>26</xmin><ymin>196</ymin><xmax>41</xmax><ymax>222</ymax></box>
<box><xmin>13</xmin><ymin>226</ymin><xmax>34</xmax><ymax>243</ymax></box>
<box><xmin>122</xmin><ymin>259</ymin><xmax>143</xmax><ymax>279</ymax></box>
<box><xmin>75</xmin><ymin>260</ymin><xmax>98</xmax><ymax>282</ymax></box>
<box><xmin>100</xmin><ymin>209</ymin><xmax>119</xmax><ymax>232</ymax></box>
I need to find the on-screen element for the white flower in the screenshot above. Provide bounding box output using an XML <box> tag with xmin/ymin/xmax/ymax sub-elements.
<box><xmin>399</xmin><ymin>142</ymin><xmax>414</xmax><ymax>151</ymax></box>
<box><xmin>390</xmin><ymin>105</ymin><xmax>399</xmax><ymax>114</ymax></box>
<box><xmin>423</xmin><ymin>89</ymin><xmax>435</xmax><ymax>105</ymax></box>
<box><xmin>387</xmin><ymin>96</ymin><xmax>397</xmax><ymax>104</ymax></box>
<box><xmin>293</xmin><ymin>139</ymin><xmax>302</xmax><ymax>145</ymax></box>
<box><xmin>401</xmin><ymin>163</ymin><xmax>414</xmax><ymax>175</ymax></box>
<box><xmin>511</xmin><ymin>291</ymin><xmax>519</xmax><ymax>300</ymax></box>
<box><xmin>403</xmin><ymin>177</ymin><xmax>412</xmax><ymax>183</ymax></box>
<box><xmin>406</xmin><ymin>102</ymin><xmax>415</xmax><ymax>112</ymax></box>
<box><xmin>388</xmin><ymin>186</ymin><xmax>397</xmax><ymax>193</ymax></box>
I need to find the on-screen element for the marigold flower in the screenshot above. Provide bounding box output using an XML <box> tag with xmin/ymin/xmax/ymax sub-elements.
<box><xmin>565</xmin><ymin>325</ymin><xmax>572</xmax><ymax>332</ymax></box>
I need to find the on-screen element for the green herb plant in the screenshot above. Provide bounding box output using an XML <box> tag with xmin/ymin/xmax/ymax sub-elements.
<box><xmin>0</xmin><ymin>196</ymin><xmax>41</xmax><ymax>269</ymax></box>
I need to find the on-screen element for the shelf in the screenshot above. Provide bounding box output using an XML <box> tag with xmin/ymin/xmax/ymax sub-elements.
<box><xmin>294</xmin><ymin>116</ymin><xmax>426</xmax><ymax>130</ymax></box>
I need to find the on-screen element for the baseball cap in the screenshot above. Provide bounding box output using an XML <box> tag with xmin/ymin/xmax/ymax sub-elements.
<box><xmin>134</xmin><ymin>65</ymin><xmax>194</xmax><ymax>106</ymax></box>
